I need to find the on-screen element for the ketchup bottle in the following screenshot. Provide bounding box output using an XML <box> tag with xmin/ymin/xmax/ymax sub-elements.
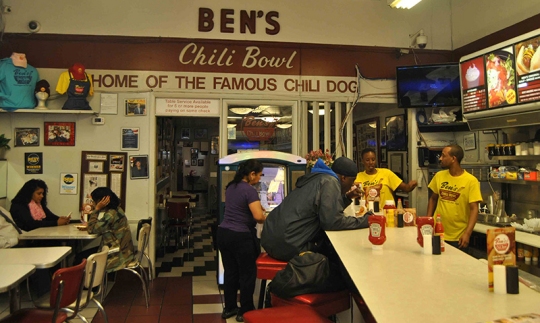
<box><xmin>416</xmin><ymin>216</ymin><xmax>434</xmax><ymax>247</ymax></box>
<box><xmin>368</xmin><ymin>214</ymin><xmax>386</xmax><ymax>249</ymax></box>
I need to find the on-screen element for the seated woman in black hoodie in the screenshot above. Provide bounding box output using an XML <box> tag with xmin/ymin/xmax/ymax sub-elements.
<box><xmin>10</xmin><ymin>179</ymin><xmax>70</xmax><ymax>231</ymax></box>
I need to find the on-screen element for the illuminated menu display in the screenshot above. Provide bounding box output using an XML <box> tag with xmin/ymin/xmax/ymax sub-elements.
<box><xmin>515</xmin><ymin>35</ymin><xmax>540</xmax><ymax>103</ymax></box>
<box><xmin>461</xmin><ymin>31</ymin><xmax>540</xmax><ymax>114</ymax></box>
<box><xmin>485</xmin><ymin>46</ymin><xmax>517</xmax><ymax>109</ymax></box>
<box><xmin>461</xmin><ymin>56</ymin><xmax>486</xmax><ymax>113</ymax></box>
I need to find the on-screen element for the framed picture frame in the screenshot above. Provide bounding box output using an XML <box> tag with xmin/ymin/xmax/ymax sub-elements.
<box><xmin>181</xmin><ymin>128</ymin><xmax>191</xmax><ymax>139</ymax></box>
<box><xmin>210</xmin><ymin>136</ymin><xmax>219</xmax><ymax>155</ymax></box>
<box><xmin>121</xmin><ymin>128</ymin><xmax>140</xmax><ymax>150</ymax></box>
<box><xmin>463</xmin><ymin>133</ymin><xmax>476</xmax><ymax>151</ymax></box>
<box><xmin>125</xmin><ymin>98</ymin><xmax>147</xmax><ymax>116</ymax></box>
<box><xmin>14</xmin><ymin>128</ymin><xmax>40</xmax><ymax>146</ymax></box>
<box><xmin>130</xmin><ymin>155</ymin><xmax>149</xmax><ymax>179</ymax></box>
<box><xmin>191</xmin><ymin>158</ymin><xmax>197</xmax><ymax>166</ymax></box>
<box><xmin>354</xmin><ymin>117</ymin><xmax>379</xmax><ymax>171</ymax></box>
<box><xmin>59</xmin><ymin>173</ymin><xmax>78</xmax><ymax>195</ymax></box>
<box><xmin>380</xmin><ymin>147</ymin><xmax>387</xmax><ymax>163</ymax></box>
<box><xmin>385</xmin><ymin>115</ymin><xmax>407</xmax><ymax>151</ymax></box>
<box><xmin>44</xmin><ymin>122</ymin><xmax>76</xmax><ymax>146</ymax></box>
<box><xmin>194</xmin><ymin>128</ymin><xmax>208</xmax><ymax>139</ymax></box>
<box><xmin>198</xmin><ymin>159</ymin><xmax>204</xmax><ymax>166</ymax></box>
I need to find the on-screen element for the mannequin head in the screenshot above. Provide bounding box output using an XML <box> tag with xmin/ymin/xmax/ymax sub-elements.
<box><xmin>11</xmin><ymin>52</ymin><xmax>27</xmax><ymax>68</ymax></box>
<box><xmin>69</xmin><ymin>63</ymin><xmax>86</xmax><ymax>80</ymax></box>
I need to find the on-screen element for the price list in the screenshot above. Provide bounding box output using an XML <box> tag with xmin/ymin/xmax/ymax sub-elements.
<box><xmin>462</xmin><ymin>88</ymin><xmax>486</xmax><ymax>113</ymax></box>
<box><xmin>517</xmin><ymin>71</ymin><xmax>540</xmax><ymax>103</ymax></box>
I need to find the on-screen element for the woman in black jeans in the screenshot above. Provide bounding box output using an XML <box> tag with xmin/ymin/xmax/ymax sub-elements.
<box><xmin>218</xmin><ymin>159</ymin><xmax>265</xmax><ymax>322</ymax></box>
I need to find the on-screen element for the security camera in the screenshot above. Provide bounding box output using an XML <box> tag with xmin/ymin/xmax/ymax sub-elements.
<box><xmin>28</xmin><ymin>20</ymin><xmax>41</xmax><ymax>33</ymax></box>
<box><xmin>416</xmin><ymin>34</ymin><xmax>427</xmax><ymax>49</ymax></box>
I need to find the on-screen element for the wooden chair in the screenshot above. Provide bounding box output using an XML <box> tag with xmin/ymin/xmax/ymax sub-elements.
<box><xmin>0</xmin><ymin>259</ymin><xmax>87</xmax><ymax>323</ymax></box>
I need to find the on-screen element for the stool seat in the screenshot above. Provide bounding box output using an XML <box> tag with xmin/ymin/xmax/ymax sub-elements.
<box><xmin>244</xmin><ymin>305</ymin><xmax>332</xmax><ymax>323</ymax></box>
<box><xmin>271</xmin><ymin>290</ymin><xmax>350</xmax><ymax>318</ymax></box>
<box><xmin>256</xmin><ymin>253</ymin><xmax>288</xmax><ymax>280</ymax></box>
<box><xmin>256</xmin><ymin>252</ymin><xmax>288</xmax><ymax>309</ymax></box>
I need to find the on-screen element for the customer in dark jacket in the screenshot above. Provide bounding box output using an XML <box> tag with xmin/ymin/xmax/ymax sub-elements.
<box><xmin>10</xmin><ymin>179</ymin><xmax>70</xmax><ymax>231</ymax></box>
<box><xmin>261</xmin><ymin>156</ymin><xmax>368</xmax><ymax>262</ymax></box>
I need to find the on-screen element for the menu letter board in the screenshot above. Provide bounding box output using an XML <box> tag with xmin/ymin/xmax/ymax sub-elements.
<box><xmin>461</xmin><ymin>56</ymin><xmax>487</xmax><ymax>113</ymax></box>
<box><xmin>485</xmin><ymin>46</ymin><xmax>517</xmax><ymax>109</ymax></box>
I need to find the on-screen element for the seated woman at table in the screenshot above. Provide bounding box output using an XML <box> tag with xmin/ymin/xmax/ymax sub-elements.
<box><xmin>84</xmin><ymin>187</ymin><xmax>135</xmax><ymax>272</ymax></box>
<box><xmin>10</xmin><ymin>179</ymin><xmax>71</xmax><ymax>232</ymax></box>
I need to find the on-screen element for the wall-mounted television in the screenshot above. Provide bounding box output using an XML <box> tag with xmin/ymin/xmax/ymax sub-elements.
<box><xmin>396</xmin><ymin>63</ymin><xmax>462</xmax><ymax>108</ymax></box>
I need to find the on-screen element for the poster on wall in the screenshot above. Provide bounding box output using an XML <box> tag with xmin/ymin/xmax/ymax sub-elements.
<box><xmin>121</xmin><ymin>128</ymin><xmax>140</xmax><ymax>150</ymax></box>
<box><xmin>60</xmin><ymin>173</ymin><xmax>78</xmax><ymax>195</ymax></box>
<box><xmin>515</xmin><ymin>35</ymin><xmax>540</xmax><ymax>103</ymax></box>
<box><xmin>82</xmin><ymin>174</ymin><xmax>108</xmax><ymax>203</ymax></box>
<box><xmin>125</xmin><ymin>98</ymin><xmax>147</xmax><ymax>116</ymax></box>
<box><xmin>24</xmin><ymin>152</ymin><xmax>43</xmax><ymax>174</ymax></box>
<box><xmin>110</xmin><ymin>155</ymin><xmax>125</xmax><ymax>171</ymax></box>
<box><xmin>44</xmin><ymin>122</ymin><xmax>76</xmax><ymax>146</ymax></box>
<box><xmin>130</xmin><ymin>155</ymin><xmax>149</xmax><ymax>179</ymax></box>
<box><xmin>14</xmin><ymin>128</ymin><xmax>39</xmax><ymax>147</ymax></box>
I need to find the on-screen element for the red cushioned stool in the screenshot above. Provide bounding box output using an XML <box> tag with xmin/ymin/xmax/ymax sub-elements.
<box><xmin>271</xmin><ymin>290</ymin><xmax>351</xmax><ymax>318</ymax></box>
<box><xmin>256</xmin><ymin>252</ymin><xmax>288</xmax><ymax>309</ymax></box>
<box><xmin>244</xmin><ymin>305</ymin><xmax>333</xmax><ymax>323</ymax></box>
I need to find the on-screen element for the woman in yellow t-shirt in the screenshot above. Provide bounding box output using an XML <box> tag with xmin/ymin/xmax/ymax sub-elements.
<box><xmin>355</xmin><ymin>148</ymin><xmax>418</xmax><ymax>205</ymax></box>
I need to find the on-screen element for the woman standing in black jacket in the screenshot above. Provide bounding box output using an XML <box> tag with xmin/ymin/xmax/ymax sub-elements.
<box><xmin>10</xmin><ymin>179</ymin><xmax>70</xmax><ymax>231</ymax></box>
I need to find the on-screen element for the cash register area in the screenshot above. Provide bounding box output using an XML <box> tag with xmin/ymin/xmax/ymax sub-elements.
<box><xmin>0</xmin><ymin>200</ymin><xmax>263</xmax><ymax>323</ymax></box>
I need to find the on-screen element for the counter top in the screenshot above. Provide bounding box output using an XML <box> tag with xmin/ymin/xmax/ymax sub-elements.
<box><xmin>327</xmin><ymin>227</ymin><xmax>540</xmax><ymax>323</ymax></box>
<box><xmin>474</xmin><ymin>223</ymin><xmax>540</xmax><ymax>248</ymax></box>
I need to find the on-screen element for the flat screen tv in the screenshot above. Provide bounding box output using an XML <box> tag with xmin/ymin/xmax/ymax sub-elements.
<box><xmin>396</xmin><ymin>63</ymin><xmax>462</xmax><ymax>108</ymax></box>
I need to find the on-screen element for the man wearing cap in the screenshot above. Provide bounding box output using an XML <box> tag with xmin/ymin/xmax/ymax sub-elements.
<box><xmin>261</xmin><ymin>156</ymin><xmax>370</xmax><ymax>262</ymax></box>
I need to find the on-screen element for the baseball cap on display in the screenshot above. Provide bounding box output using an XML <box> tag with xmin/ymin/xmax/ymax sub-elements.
<box><xmin>69</xmin><ymin>63</ymin><xmax>86</xmax><ymax>80</ymax></box>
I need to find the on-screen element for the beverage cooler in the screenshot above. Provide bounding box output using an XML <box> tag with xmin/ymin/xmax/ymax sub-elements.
<box><xmin>216</xmin><ymin>151</ymin><xmax>306</xmax><ymax>285</ymax></box>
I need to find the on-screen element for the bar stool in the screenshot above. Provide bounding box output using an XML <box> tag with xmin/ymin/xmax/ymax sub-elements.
<box><xmin>270</xmin><ymin>290</ymin><xmax>351</xmax><ymax>318</ymax></box>
<box><xmin>255</xmin><ymin>252</ymin><xmax>288</xmax><ymax>309</ymax></box>
<box><xmin>244</xmin><ymin>305</ymin><xmax>333</xmax><ymax>323</ymax></box>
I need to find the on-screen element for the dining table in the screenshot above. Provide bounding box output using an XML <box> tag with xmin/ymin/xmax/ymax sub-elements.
<box><xmin>0</xmin><ymin>264</ymin><xmax>36</xmax><ymax>313</ymax></box>
<box><xmin>0</xmin><ymin>246</ymin><xmax>72</xmax><ymax>313</ymax></box>
<box><xmin>18</xmin><ymin>223</ymin><xmax>98</xmax><ymax>241</ymax></box>
<box><xmin>326</xmin><ymin>226</ymin><xmax>540</xmax><ymax>323</ymax></box>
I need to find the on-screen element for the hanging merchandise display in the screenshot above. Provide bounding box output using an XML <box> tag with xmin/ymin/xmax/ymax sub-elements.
<box><xmin>56</xmin><ymin>63</ymin><xmax>94</xmax><ymax>110</ymax></box>
<box><xmin>0</xmin><ymin>52</ymin><xmax>39</xmax><ymax>111</ymax></box>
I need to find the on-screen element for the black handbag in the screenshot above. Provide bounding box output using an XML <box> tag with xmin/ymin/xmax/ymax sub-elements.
<box><xmin>268</xmin><ymin>251</ymin><xmax>330</xmax><ymax>299</ymax></box>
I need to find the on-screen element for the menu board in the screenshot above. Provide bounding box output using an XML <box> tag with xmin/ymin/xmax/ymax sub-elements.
<box><xmin>461</xmin><ymin>31</ymin><xmax>540</xmax><ymax>114</ymax></box>
<box><xmin>515</xmin><ymin>35</ymin><xmax>540</xmax><ymax>103</ymax></box>
<box><xmin>461</xmin><ymin>56</ymin><xmax>486</xmax><ymax>112</ymax></box>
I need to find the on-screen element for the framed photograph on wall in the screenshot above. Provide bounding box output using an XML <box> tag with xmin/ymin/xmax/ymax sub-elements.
<box><xmin>125</xmin><ymin>98</ymin><xmax>147</xmax><ymax>116</ymax></box>
<box><xmin>121</xmin><ymin>128</ymin><xmax>140</xmax><ymax>150</ymax></box>
<box><xmin>194</xmin><ymin>128</ymin><xmax>208</xmax><ymax>139</ymax></box>
<box><xmin>130</xmin><ymin>155</ymin><xmax>149</xmax><ymax>179</ymax></box>
<box><xmin>385</xmin><ymin>115</ymin><xmax>407</xmax><ymax>151</ymax></box>
<box><xmin>198</xmin><ymin>159</ymin><xmax>204</xmax><ymax>166</ymax></box>
<box><xmin>463</xmin><ymin>133</ymin><xmax>476</xmax><ymax>150</ymax></box>
<box><xmin>380</xmin><ymin>147</ymin><xmax>387</xmax><ymax>163</ymax></box>
<box><xmin>14</xmin><ymin>128</ymin><xmax>40</xmax><ymax>146</ymax></box>
<box><xmin>354</xmin><ymin>117</ymin><xmax>379</xmax><ymax>171</ymax></box>
<box><xmin>44</xmin><ymin>122</ymin><xmax>76</xmax><ymax>146</ymax></box>
<box><xmin>181</xmin><ymin>128</ymin><xmax>191</xmax><ymax>139</ymax></box>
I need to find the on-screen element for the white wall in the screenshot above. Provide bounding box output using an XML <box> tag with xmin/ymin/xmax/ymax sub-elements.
<box><xmin>450</xmin><ymin>0</ymin><xmax>540</xmax><ymax>49</ymax></box>
<box><xmin>4</xmin><ymin>0</ymin><xmax>453</xmax><ymax>49</ymax></box>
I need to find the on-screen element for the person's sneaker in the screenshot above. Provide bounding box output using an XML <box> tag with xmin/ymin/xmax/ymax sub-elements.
<box><xmin>235</xmin><ymin>313</ymin><xmax>244</xmax><ymax>322</ymax></box>
<box><xmin>221</xmin><ymin>307</ymin><xmax>239</xmax><ymax>319</ymax></box>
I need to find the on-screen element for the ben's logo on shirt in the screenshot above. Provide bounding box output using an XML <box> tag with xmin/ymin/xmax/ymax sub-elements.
<box><xmin>440</xmin><ymin>182</ymin><xmax>460</xmax><ymax>192</ymax></box>
<box><xmin>363</xmin><ymin>179</ymin><xmax>382</xmax><ymax>187</ymax></box>
<box><xmin>13</xmin><ymin>69</ymin><xmax>34</xmax><ymax>85</ymax></box>
<box><xmin>439</xmin><ymin>182</ymin><xmax>466</xmax><ymax>202</ymax></box>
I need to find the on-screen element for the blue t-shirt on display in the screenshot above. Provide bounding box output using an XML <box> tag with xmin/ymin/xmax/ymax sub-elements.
<box><xmin>0</xmin><ymin>58</ymin><xmax>39</xmax><ymax>110</ymax></box>
<box><xmin>220</xmin><ymin>181</ymin><xmax>260</xmax><ymax>233</ymax></box>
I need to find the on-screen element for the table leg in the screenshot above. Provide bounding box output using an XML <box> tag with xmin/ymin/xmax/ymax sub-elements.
<box><xmin>9</xmin><ymin>285</ymin><xmax>21</xmax><ymax>313</ymax></box>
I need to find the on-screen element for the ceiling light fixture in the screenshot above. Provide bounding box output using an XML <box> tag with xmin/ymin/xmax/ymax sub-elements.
<box><xmin>227</xmin><ymin>124</ymin><xmax>237</xmax><ymax>128</ymax></box>
<box><xmin>276</xmin><ymin>124</ymin><xmax>292</xmax><ymax>129</ymax></box>
<box><xmin>308</xmin><ymin>109</ymin><xmax>333</xmax><ymax>116</ymax></box>
<box><xmin>261</xmin><ymin>117</ymin><xmax>280</xmax><ymax>123</ymax></box>
<box><xmin>229</xmin><ymin>107</ymin><xmax>252</xmax><ymax>115</ymax></box>
<box><xmin>388</xmin><ymin>0</ymin><xmax>422</xmax><ymax>9</ymax></box>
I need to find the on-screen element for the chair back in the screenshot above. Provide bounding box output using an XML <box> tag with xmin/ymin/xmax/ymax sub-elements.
<box><xmin>137</xmin><ymin>223</ymin><xmax>151</xmax><ymax>262</ymax></box>
<box><xmin>137</xmin><ymin>217</ymin><xmax>152</xmax><ymax>241</ymax></box>
<box><xmin>85</xmin><ymin>246</ymin><xmax>109</xmax><ymax>289</ymax></box>
<box><xmin>50</xmin><ymin>258</ymin><xmax>86</xmax><ymax>309</ymax></box>
<box><xmin>166</xmin><ymin>201</ymin><xmax>190</xmax><ymax>221</ymax></box>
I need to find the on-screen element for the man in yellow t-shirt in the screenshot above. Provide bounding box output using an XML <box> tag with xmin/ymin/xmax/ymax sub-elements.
<box><xmin>355</xmin><ymin>148</ymin><xmax>417</xmax><ymax>206</ymax></box>
<box><xmin>427</xmin><ymin>144</ymin><xmax>482</xmax><ymax>252</ymax></box>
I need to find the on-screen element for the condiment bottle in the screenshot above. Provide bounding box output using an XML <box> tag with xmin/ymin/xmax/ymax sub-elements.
<box><xmin>368</xmin><ymin>214</ymin><xmax>386</xmax><ymax>249</ymax></box>
<box><xmin>434</xmin><ymin>214</ymin><xmax>445</xmax><ymax>252</ymax></box>
<box><xmin>383</xmin><ymin>200</ymin><xmax>396</xmax><ymax>227</ymax></box>
<box><xmin>416</xmin><ymin>216</ymin><xmax>434</xmax><ymax>247</ymax></box>
<box><xmin>396</xmin><ymin>198</ymin><xmax>405</xmax><ymax>227</ymax></box>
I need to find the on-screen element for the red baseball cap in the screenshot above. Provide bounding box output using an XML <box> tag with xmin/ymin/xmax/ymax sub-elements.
<box><xmin>69</xmin><ymin>63</ymin><xmax>86</xmax><ymax>80</ymax></box>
